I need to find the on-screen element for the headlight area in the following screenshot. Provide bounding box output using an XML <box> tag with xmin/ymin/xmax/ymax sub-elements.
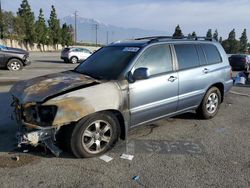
<box><xmin>19</xmin><ymin>104</ymin><xmax>62</xmax><ymax>157</ymax></box>
<box><xmin>22</xmin><ymin>105</ymin><xmax>58</xmax><ymax>127</ymax></box>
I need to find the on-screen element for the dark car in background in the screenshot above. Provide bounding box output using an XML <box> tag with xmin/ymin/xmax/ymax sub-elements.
<box><xmin>0</xmin><ymin>44</ymin><xmax>31</xmax><ymax>71</ymax></box>
<box><xmin>229</xmin><ymin>54</ymin><xmax>249</xmax><ymax>71</ymax></box>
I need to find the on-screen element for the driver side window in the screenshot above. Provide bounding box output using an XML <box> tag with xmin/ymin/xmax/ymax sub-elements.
<box><xmin>134</xmin><ymin>44</ymin><xmax>173</xmax><ymax>76</ymax></box>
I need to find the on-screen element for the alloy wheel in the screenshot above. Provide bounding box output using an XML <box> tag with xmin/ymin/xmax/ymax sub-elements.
<box><xmin>81</xmin><ymin>120</ymin><xmax>112</xmax><ymax>154</ymax></box>
<box><xmin>206</xmin><ymin>92</ymin><xmax>219</xmax><ymax>114</ymax></box>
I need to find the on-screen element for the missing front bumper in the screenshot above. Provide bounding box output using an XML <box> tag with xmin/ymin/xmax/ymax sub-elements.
<box><xmin>17</xmin><ymin>128</ymin><xmax>62</xmax><ymax>157</ymax></box>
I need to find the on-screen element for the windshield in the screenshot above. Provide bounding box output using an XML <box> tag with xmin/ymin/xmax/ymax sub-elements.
<box><xmin>0</xmin><ymin>44</ymin><xmax>7</xmax><ymax>50</ymax></box>
<box><xmin>75</xmin><ymin>46</ymin><xmax>140</xmax><ymax>80</ymax></box>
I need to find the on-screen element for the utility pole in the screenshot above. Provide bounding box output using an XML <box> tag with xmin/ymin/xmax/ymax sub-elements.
<box><xmin>74</xmin><ymin>11</ymin><xmax>78</xmax><ymax>45</ymax></box>
<box><xmin>111</xmin><ymin>31</ymin><xmax>114</xmax><ymax>42</ymax></box>
<box><xmin>94</xmin><ymin>23</ymin><xmax>99</xmax><ymax>47</ymax></box>
<box><xmin>0</xmin><ymin>0</ymin><xmax>3</xmax><ymax>39</ymax></box>
<box><xmin>106</xmin><ymin>31</ymin><xmax>109</xmax><ymax>45</ymax></box>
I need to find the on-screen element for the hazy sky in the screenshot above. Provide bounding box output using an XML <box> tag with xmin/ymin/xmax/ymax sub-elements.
<box><xmin>2</xmin><ymin>0</ymin><xmax>250</xmax><ymax>39</ymax></box>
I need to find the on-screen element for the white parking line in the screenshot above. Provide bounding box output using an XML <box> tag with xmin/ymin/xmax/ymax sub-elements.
<box><xmin>0</xmin><ymin>77</ymin><xmax>19</xmax><ymax>80</ymax></box>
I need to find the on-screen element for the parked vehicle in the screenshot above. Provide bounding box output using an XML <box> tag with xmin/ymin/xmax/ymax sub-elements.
<box><xmin>10</xmin><ymin>36</ymin><xmax>233</xmax><ymax>158</ymax></box>
<box><xmin>229</xmin><ymin>54</ymin><xmax>249</xmax><ymax>71</ymax></box>
<box><xmin>61</xmin><ymin>47</ymin><xmax>92</xmax><ymax>64</ymax></box>
<box><xmin>0</xmin><ymin>44</ymin><xmax>30</xmax><ymax>71</ymax></box>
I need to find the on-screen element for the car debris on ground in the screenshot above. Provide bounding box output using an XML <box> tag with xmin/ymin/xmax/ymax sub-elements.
<box><xmin>11</xmin><ymin>156</ymin><xmax>20</xmax><ymax>162</ymax></box>
<box><xmin>120</xmin><ymin>154</ymin><xmax>134</xmax><ymax>161</ymax></box>
<box><xmin>99</xmin><ymin>155</ymin><xmax>113</xmax><ymax>163</ymax></box>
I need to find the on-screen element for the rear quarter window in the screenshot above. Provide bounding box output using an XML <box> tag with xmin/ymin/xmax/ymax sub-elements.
<box><xmin>201</xmin><ymin>44</ymin><xmax>222</xmax><ymax>64</ymax></box>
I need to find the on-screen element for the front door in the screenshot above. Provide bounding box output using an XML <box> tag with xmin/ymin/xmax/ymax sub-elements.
<box><xmin>129</xmin><ymin>44</ymin><xmax>179</xmax><ymax>126</ymax></box>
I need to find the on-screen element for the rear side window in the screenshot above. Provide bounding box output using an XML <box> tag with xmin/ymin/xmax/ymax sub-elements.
<box><xmin>134</xmin><ymin>44</ymin><xmax>173</xmax><ymax>75</ymax></box>
<box><xmin>201</xmin><ymin>44</ymin><xmax>222</xmax><ymax>64</ymax></box>
<box><xmin>83</xmin><ymin>49</ymin><xmax>91</xmax><ymax>54</ymax></box>
<box><xmin>175</xmin><ymin>44</ymin><xmax>199</xmax><ymax>70</ymax></box>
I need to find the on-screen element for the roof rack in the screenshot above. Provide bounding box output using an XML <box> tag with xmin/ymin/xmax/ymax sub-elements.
<box><xmin>134</xmin><ymin>36</ymin><xmax>215</xmax><ymax>44</ymax></box>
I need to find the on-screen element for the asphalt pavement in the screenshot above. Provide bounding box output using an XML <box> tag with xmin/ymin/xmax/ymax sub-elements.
<box><xmin>0</xmin><ymin>52</ymin><xmax>249</xmax><ymax>187</ymax></box>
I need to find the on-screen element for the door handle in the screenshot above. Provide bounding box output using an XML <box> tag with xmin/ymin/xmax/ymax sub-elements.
<box><xmin>203</xmin><ymin>68</ymin><xmax>209</xmax><ymax>74</ymax></box>
<box><xmin>168</xmin><ymin>76</ymin><xmax>177</xmax><ymax>82</ymax></box>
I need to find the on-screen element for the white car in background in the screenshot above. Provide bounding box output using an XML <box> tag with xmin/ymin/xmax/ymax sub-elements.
<box><xmin>61</xmin><ymin>47</ymin><xmax>92</xmax><ymax>64</ymax></box>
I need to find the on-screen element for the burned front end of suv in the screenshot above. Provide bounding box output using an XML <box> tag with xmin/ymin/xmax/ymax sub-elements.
<box><xmin>10</xmin><ymin>71</ymin><xmax>103</xmax><ymax>156</ymax></box>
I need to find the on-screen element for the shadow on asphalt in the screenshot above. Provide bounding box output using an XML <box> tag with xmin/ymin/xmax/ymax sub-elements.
<box><xmin>35</xmin><ymin>60</ymin><xmax>69</xmax><ymax>64</ymax></box>
<box><xmin>173</xmin><ymin>112</ymin><xmax>201</xmax><ymax>120</ymax></box>
<box><xmin>0</xmin><ymin>91</ymin><xmax>18</xmax><ymax>153</ymax></box>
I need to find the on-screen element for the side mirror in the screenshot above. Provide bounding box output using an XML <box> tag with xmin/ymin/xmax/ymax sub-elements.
<box><xmin>133</xmin><ymin>67</ymin><xmax>150</xmax><ymax>80</ymax></box>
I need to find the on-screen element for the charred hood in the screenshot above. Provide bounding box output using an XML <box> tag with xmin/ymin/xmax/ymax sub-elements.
<box><xmin>10</xmin><ymin>71</ymin><xmax>100</xmax><ymax>103</ymax></box>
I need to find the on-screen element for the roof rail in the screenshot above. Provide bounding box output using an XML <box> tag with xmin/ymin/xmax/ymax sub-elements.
<box><xmin>134</xmin><ymin>36</ymin><xmax>215</xmax><ymax>44</ymax></box>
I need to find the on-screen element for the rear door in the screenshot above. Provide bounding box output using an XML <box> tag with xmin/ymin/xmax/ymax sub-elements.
<box><xmin>82</xmin><ymin>49</ymin><xmax>91</xmax><ymax>59</ymax></box>
<box><xmin>175</xmin><ymin>43</ymin><xmax>223</xmax><ymax>111</ymax></box>
<box><xmin>129</xmin><ymin>44</ymin><xmax>179</xmax><ymax>126</ymax></box>
<box><xmin>174</xmin><ymin>44</ymin><xmax>207</xmax><ymax>111</ymax></box>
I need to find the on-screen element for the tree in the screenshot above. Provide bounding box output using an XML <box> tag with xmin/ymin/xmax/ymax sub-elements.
<box><xmin>219</xmin><ymin>37</ymin><xmax>223</xmax><ymax>44</ymax></box>
<box><xmin>228</xmin><ymin>29</ymin><xmax>236</xmax><ymax>40</ymax></box>
<box><xmin>213</xmin><ymin>29</ymin><xmax>218</xmax><ymax>41</ymax></box>
<box><xmin>17</xmin><ymin>0</ymin><xmax>35</xmax><ymax>43</ymax></box>
<box><xmin>173</xmin><ymin>25</ymin><xmax>184</xmax><ymax>38</ymax></box>
<box><xmin>187</xmin><ymin>31</ymin><xmax>197</xmax><ymax>39</ymax></box>
<box><xmin>191</xmin><ymin>31</ymin><xmax>197</xmax><ymax>38</ymax></box>
<box><xmin>239</xmin><ymin>29</ymin><xmax>248</xmax><ymax>53</ymax></box>
<box><xmin>48</xmin><ymin>5</ymin><xmax>61</xmax><ymax>47</ymax></box>
<box><xmin>61</xmin><ymin>23</ymin><xmax>74</xmax><ymax>46</ymax></box>
<box><xmin>35</xmin><ymin>9</ymin><xmax>48</xmax><ymax>49</ymax></box>
<box><xmin>222</xmin><ymin>29</ymin><xmax>240</xmax><ymax>54</ymax></box>
<box><xmin>13</xmin><ymin>15</ymin><xmax>25</xmax><ymax>40</ymax></box>
<box><xmin>1</xmin><ymin>11</ymin><xmax>15</xmax><ymax>39</ymax></box>
<box><xmin>206</xmin><ymin>29</ymin><xmax>212</xmax><ymax>38</ymax></box>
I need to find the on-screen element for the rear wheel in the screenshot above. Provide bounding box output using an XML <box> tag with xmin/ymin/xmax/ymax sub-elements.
<box><xmin>7</xmin><ymin>59</ymin><xmax>23</xmax><ymax>71</ymax></box>
<box><xmin>197</xmin><ymin>87</ymin><xmax>221</xmax><ymax>119</ymax></box>
<box><xmin>70</xmin><ymin>56</ymin><xmax>78</xmax><ymax>64</ymax></box>
<box><xmin>69</xmin><ymin>113</ymin><xmax>120</xmax><ymax>158</ymax></box>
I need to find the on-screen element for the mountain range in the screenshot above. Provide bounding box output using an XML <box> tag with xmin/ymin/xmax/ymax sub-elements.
<box><xmin>61</xmin><ymin>15</ymin><xmax>169</xmax><ymax>44</ymax></box>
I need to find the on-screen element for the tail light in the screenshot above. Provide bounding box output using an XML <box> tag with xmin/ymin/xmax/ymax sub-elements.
<box><xmin>230</xmin><ymin>66</ymin><xmax>233</xmax><ymax>79</ymax></box>
<box><xmin>240</xmin><ymin>58</ymin><xmax>247</xmax><ymax>63</ymax></box>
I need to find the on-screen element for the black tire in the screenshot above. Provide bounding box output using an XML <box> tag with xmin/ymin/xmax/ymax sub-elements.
<box><xmin>7</xmin><ymin>59</ymin><xmax>23</xmax><ymax>71</ymax></box>
<box><xmin>197</xmin><ymin>87</ymin><xmax>221</xmax><ymax>119</ymax></box>
<box><xmin>69</xmin><ymin>112</ymin><xmax>120</xmax><ymax>158</ymax></box>
<box><xmin>70</xmin><ymin>56</ymin><xmax>78</xmax><ymax>64</ymax></box>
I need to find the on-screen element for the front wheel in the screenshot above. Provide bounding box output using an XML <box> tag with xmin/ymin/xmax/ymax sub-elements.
<box><xmin>70</xmin><ymin>113</ymin><xmax>120</xmax><ymax>158</ymax></box>
<box><xmin>7</xmin><ymin>59</ymin><xmax>23</xmax><ymax>71</ymax></box>
<box><xmin>197</xmin><ymin>87</ymin><xmax>221</xmax><ymax>119</ymax></box>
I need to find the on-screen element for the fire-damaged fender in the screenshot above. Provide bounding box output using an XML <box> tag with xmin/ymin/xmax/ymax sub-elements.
<box><xmin>43</xmin><ymin>82</ymin><xmax>125</xmax><ymax>127</ymax></box>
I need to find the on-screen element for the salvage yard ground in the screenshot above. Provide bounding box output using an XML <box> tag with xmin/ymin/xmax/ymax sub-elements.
<box><xmin>0</xmin><ymin>52</ymin><xmax>249</xmax><ymax>187</ymax></box>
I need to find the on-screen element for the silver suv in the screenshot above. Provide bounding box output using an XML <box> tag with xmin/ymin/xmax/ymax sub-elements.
<box><xmin>11</xmin><ymin>36</ymin><xmax>233</xmax><ymax>157</ymax></box>
<box><xmin>61</xmin><ymin>47</ymin><xmax>92</xmax><ymax>64</ymax></box>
